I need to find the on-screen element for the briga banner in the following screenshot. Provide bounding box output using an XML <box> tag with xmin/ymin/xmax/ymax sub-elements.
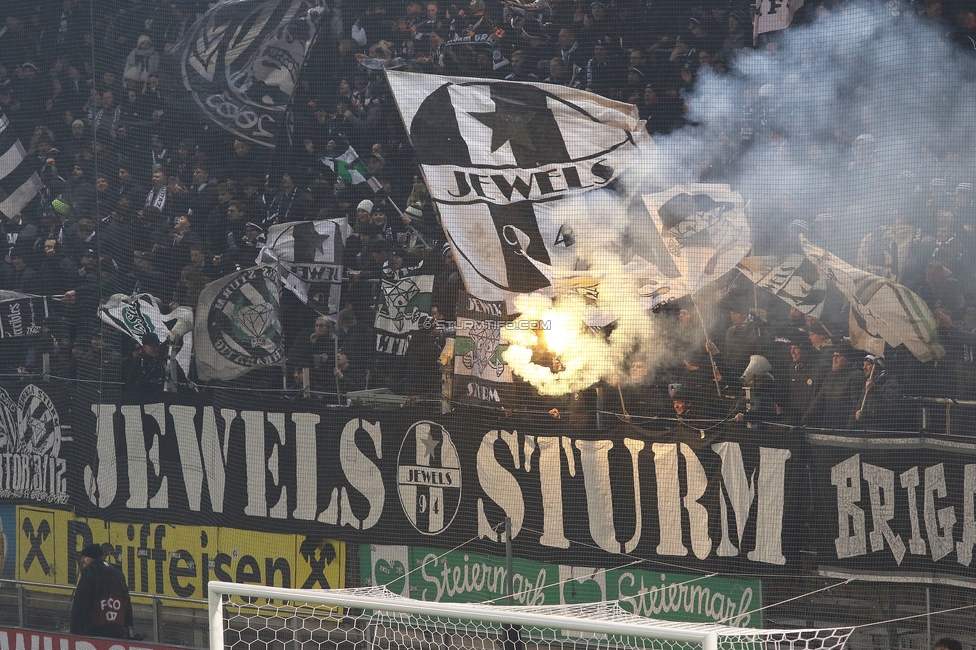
<box><xmin>808</xmin><ymin>431</ymin><xmax>976</xmax><ymax>587</ymax></box>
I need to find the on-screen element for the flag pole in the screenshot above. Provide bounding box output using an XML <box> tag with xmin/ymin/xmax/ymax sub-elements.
<box><xmin>384</xmin><ymin>194</ymin><xmax>430</xmax><ymax>249</ymax></box>
<box><xmin>857</xmin><ymin>362</ymin><xmax>876</xmax><ymax>418</ymax></box>
<box><xmin>334</xmin><ymin>333</ymin><xmax>342</xmax><ymax>403</ymax></box>
<box><xmin>689</xmin><ymin>295</ymin><xmax>724</xmax><ymax>397</ymax></box>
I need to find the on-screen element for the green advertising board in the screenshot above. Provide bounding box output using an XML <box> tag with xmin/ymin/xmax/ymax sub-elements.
<box><xmin>362</xmin><ymin>545</ymin><xmax>762</xmax><ymax>627</ymax></box>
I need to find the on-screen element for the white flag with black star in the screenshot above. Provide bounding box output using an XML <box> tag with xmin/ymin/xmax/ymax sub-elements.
<box><xmin>387</xmin><ymin>71</ymin><xmax>652</xmax><ymax>306</ymax></box>
<box><xmin>259</xmin><ymin>219</ymin><xmax>345</xmax><ymax>318</ymax></box>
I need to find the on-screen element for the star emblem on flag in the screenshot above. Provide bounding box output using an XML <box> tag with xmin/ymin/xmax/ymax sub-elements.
<box><xmin>468</xmin><ymin>103</ymin><xmax>539</xmax><ymax>155</ymax></box>
<box><xmin>309</xmin><ymin>229</ymin><xmax>332</xmax><ymax>257</ymax></box>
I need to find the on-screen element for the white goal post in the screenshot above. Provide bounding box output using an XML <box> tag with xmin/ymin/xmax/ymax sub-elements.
<box><xmin>208</xmin><ymin>581</ymin><xmax>853</xmax><ymax>650</ymax></box>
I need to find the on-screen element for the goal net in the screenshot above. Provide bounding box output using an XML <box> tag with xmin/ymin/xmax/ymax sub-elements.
<box><xmin>207</xmin><ymin>582</ymin><xmax>854</xmax><ymax>650</ymax></box>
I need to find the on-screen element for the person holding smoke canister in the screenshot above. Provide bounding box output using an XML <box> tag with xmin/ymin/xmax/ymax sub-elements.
<box><xmin>70</xmin><ymin>543</ymin><xmax>134</xmax><ymax>639</ymax></box>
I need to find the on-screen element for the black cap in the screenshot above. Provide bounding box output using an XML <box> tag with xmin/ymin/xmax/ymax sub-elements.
<box><xmin>831</xmin><ymin>342</ymin><xmax>857</xmax><ymax>362</ymax></box>
<box><xmin>143</xmin><ymin>332</ymin><xmax>162</xmax><ymax>347</ymax></box>
<box><xmin>367</xmin><ymin>238</ymin><xmax>393</xmax><ymax>254</ymax></box>
<box><xmin>81</xmin><ymin>543</ymin><xmax>104</xmax><ymax>559</ymax></box>
<box><xmin>806</xmin><ymin>322</ymin><xmax>830</xmax><ymax>338</ymax></box>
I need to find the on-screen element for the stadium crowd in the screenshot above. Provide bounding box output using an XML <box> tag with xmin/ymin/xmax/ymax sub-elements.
<box><xmin>1</xmin><ymin>0</ymin><xmax>976</xmax><ymax>429</ymax></box>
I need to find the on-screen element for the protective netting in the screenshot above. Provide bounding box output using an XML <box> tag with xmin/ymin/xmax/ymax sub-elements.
<box><xmin>217</xmin><ymin>586</ymin><xmax>854</xmax><ymax>650</ymax></box>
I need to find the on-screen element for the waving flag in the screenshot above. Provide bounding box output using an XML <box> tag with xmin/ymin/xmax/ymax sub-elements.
<box><xmin>99</xmin><ymin>293</ymin><xmax>195</xmax><ymax>376</ymax></box>
<box><xmin>260</xmin><ymin>219</ymin><xmax>344</xmax><ymax>317</ymax></box>
<box><xmin>802</xmin><ymin>238</ymin><xmax>944</xmax><ymax>362</ymax></box>
<box><xmin>374</xmin><ymin>274</ymin><xmax>434</xmax><ymax>358</ymax></box>
<box><xmin>169</xmin><ymin>0</ymin><xmax>332</xmax><ymax>148</ymax></box>
<box><xmin>643</xmin><ymin>184</ymin><xmax>751</xmax><ymax>294</ymax></box>
<box><xmin>756</xmin><ymin>0</ymin><xmax>803</xmax><ymax>35</ymax></box>
<box><xmin>99</xmin><ymin>293</ymin><xmax>193</xmax><ymax>344</ymax></box>
<box><xmin>386</xmin><ymin>71</ymin><xmax>652</xmax><ymax>306</ymax></box>
<box><xmin>320</xmin><ymin>145</ymin><xmax>382</xmax><ymax>191</ymax></box>
<box><xmin>194</xmin><ymin>265</ymin><xmax>285</xmax><ymax>380</ymax></box>
<box><xmin>0</xmin><ymin>111</ymin><xmax>42</xmax><ymax>217</ymax></box>
<box><xmin>738</xmin><ymin>254</ymin><xmax>826</xmax><ymax>317</ymax></box>
<box><xmin>453</xmin><ymin>291</ymin><xmax>515</xmax><ymax>406</ymax></box>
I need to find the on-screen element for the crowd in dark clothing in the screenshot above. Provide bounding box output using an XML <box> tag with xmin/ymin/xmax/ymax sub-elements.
<box><xmin>2</xmin><ymin>0</ymin><xmax>976</xmax><ymax>422</ymax></box>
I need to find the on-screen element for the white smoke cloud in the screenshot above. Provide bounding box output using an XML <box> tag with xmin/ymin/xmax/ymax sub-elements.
<box><xmin>504</xmin><ymin>2</ymin><xmax>976</xmax><ymax>395</ymax></box>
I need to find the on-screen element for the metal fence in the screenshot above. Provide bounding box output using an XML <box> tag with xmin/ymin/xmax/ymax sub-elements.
<box><xmin>0</xmin><ymin>579</ymin><xmax>211</xmax><ymax>648</ymax></box>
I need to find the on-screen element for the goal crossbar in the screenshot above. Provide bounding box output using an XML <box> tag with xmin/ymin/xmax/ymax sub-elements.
<box><xmin>208</xmin><ymin>581</ymin><xmax>852</xmax><ymax>650</ymax></box>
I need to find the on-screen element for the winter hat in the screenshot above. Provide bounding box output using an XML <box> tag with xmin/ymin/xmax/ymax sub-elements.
<box><xmin>81</xmin><ymin>543</ymin><xmax>104</xmax><ymax>559</ymax></box>
<box><xmin>51</xmin><ymin>199</ymin><xmax>69</xmax><ymax>215</ymax></box>
<box><xmin>71</xmin><ymin>119</ymin><xmax>85</xmax><ymax>129</ymax></box>
<box><xmin>864</xmin><ymin>354</ymin><xmax>885</xmax><ymax>369</ymax></box>
<box><xmin>137</xmin><ymin>35</ymin><xmax>152</xmax><ymax>47</ymax></box>
<box><xmin>357</xmin><ymin>199</ymin><xmax>374</xmax><ymax>213</ymax></box>
<box><xmin>728</xmin><ymin>10</ymin><xmax>749</xmax><ymax>24</ymax></box>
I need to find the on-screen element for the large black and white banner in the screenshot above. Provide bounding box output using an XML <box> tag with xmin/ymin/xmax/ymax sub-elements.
<box><xmin>8</xmin><ymin>376</ymin><xmax>976</xmax><ymax>585</ymax></box>
<box><xmin>169</xmin><ymin>0</ymin><xmax>330</xmax><ymax>148</ymax></box>
<box><xmin>387</xmin><ymin>72</ymin><xmax>653</xmax><ymax>306</ymax></box>
<box><xmin>0</xmin><ymin>380</ymin><xmax>68</xmax><ymax>505</ymax></box>
<box><xmin>72</xmin><ymin>398</ymin><xmax>801</xmax><ymax>571</ymax></box>
<box><xmin>808</xmin><ymin>431</ymin><xmax>976</xmax><ymax>587</ymax></box>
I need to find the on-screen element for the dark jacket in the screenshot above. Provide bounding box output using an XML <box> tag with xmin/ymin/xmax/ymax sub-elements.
<box><xmin>70</xmin><ymin>558</ymin><xmax>133</xmax><ymax>638</ymax></box>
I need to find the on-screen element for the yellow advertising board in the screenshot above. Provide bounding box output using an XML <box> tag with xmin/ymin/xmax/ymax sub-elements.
<box><xmin>16</xmin><ymin>507</ymin><xmax>345</xmax><ymax>606</ymax></box>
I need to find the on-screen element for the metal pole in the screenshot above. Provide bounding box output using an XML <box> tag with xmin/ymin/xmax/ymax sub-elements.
<box><xmin>154</xmin><ymin>595</ymin><xmax>162</xmax><ymax>642</ymax></box>
<box><xmin>17</xmin><ymin>583</ymin><xmax>25</xmax><ymax>627</ymax></box>
<box><xmin>595</xmin><ymin>386</ymin><xmax>604</xmax><ymax>429</ymax></box>
<box><xmin>505</xmin><ymin>517</ymin><xmax>514</xmax><ymax>605</ymax></box>
<box><xmin>925</xmin><ymin>586</ymin><xmax>931</xmax><ymax>650</ymax></box>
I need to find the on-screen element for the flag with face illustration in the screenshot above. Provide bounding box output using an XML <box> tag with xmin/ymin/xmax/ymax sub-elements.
<box><xmin>643</xmin><ymin>184</ymin><xmax>751</xmax><ymax>294</ymax></box>
<box><xmin>386</xmin><ymin>71</ymin><xmax>652</xmax><ymax>307</ymax></box>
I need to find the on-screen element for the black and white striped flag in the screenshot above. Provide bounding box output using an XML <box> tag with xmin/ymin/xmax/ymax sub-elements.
<box><xmin>386</xmin><ymin>71</ymin><xmax>652</xmax><ymax>307</ymax></box>
<box><xmin>0</xmin><ymin>111</ymin><xmax>42</xmax><ymax>217</ymax></box>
